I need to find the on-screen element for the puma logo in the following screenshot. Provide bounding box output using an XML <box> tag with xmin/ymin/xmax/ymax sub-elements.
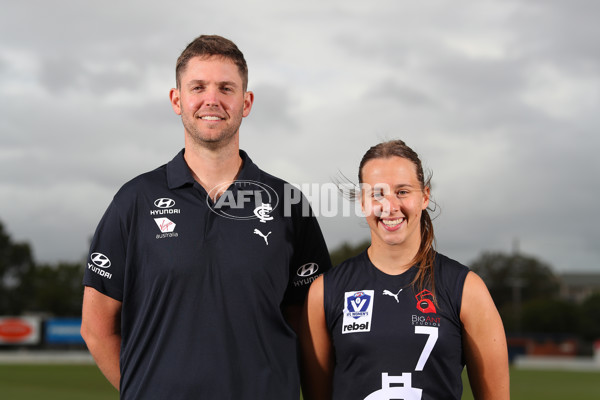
<box><xmin>253</xmin><ymin>229</ymin><xmax>272</xmax><ymax>245</ymax></box>
<box><xmin>383</xmin><ymin>288</ymin><xmax>403</xmax><ymax>303</ymax></box>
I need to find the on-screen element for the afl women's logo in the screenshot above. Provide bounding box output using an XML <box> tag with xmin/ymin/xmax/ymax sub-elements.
<box><xmin>297</xmin><ymin>263</ymin><xmax>319</xmax><ymax>277</ymax></box>
<box><xmin>154</xmin><ymin>198</ymin><xmax>175</xmax><ymax>208</ymax></box>
<box><xmin>90</xmin><ymin>253</ymin><xmax>111</xmax><ymax>269</ymax></box>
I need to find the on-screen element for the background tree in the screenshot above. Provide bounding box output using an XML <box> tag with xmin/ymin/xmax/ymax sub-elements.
<box><xmin>0</xmin><ymin>221</ymin><xmax>36</xmax><ymax>314</ymax></box>
<box><xmin>329</xmin><ymin>239</ymin><xmax>370</xmax><ymax>266</ymax></box>
<box><xmin>520</xmin><ymin>298</ymin><xmax>579</xmax><ymax>334</ymax></box>
<box><xmin>469</xmin><ymin>251</ymin><xmax>560</xmax><ymax>332</ymax></box>
<box><xmin>29</xmin><ymin>262</ymin><xmax>84</xmax><ymax>316</ymax></box>
<box><xmin>579</xmin><ymin>293</ymin><xmax>600</xmax><ymax>341</ymax></box>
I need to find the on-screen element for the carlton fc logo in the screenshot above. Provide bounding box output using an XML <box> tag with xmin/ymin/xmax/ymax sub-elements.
<box><xmin>364</xmin><ymin>373</ymin><xmax>422</xmax><ymax>400</ymax></box>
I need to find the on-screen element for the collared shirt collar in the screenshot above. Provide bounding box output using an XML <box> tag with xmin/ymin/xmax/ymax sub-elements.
<box><xmin>166</xmin><ymin>149</ymin><xmax>260</xmax><ymax>190</ymax></box>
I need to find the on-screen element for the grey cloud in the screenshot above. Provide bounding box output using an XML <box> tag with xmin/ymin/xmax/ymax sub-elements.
<box><xmin>1</xmin><ymin>0</ymin><xmax>598</xmax><ymax>274</ymax></box>
<box><xmin>509</xmin><ymin>1</ymin><xmax>600</xmax><ymax>71</ymax></box>
<box><xmin>38</xmin><ymin>55</ymin><xmax>143</xmax><ymax>95</ymax></box>
<box><xmin>246</xmin><ymin>83</ymin><xmax>297</xmax><ymax>133</ymax></box>
<box><xmin>363</xmin><ymin>80</ymin><xmax>438</xmax><ymax>107</ymax></box>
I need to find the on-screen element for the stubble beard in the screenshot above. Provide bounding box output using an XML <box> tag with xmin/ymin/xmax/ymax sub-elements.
<box><xmin>182</xmin><ymin>111</ymin><xmax>243</xmax><ymax>150</ymax></box>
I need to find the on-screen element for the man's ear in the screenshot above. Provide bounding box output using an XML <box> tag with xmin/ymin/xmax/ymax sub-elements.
<box><xmin>169</xmin><ymin>88</ymin><xmax>182</xmax><ymax>115</ymax></box>
<box><xmin>242</xmin><ymin>90</ymin><xmax>254</xmax><ymax>117</ymax></box>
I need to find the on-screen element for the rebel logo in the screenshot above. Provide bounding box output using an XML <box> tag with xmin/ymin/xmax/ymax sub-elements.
<box><xmin>90</xmin><ymin>252</ymin><xmax>111</xmax><ymax>268</ymax></box>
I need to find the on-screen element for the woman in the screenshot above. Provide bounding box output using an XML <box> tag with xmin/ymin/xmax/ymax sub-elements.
<box><xmin>300</xmin><ymin>140</ymin><xmax>509</xmax><ymax>400</ymax></box>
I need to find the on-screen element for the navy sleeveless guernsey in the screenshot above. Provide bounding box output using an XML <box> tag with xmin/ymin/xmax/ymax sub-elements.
<box><xmin>323</xmin><ymin>250</ymin><xmax>469</xmax><ymax>400</ymax></box>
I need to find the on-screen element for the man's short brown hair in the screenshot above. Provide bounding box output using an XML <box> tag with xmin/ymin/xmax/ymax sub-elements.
<box><xmin>175</xmin><ymin>35</ymin><xmax>248</xmax><ymax>90</ymax></box>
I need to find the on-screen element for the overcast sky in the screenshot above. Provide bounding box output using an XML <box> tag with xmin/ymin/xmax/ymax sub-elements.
<box><xmin>1</xmin><ymin>0</ymin><xmax>598</xmax><ymax>273</ymax></box>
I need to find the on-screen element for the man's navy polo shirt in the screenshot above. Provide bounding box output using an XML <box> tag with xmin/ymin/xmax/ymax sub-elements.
<box><xmin>83</xmin><ymin>149</ymin><xmax>331</xmax><ymax>399</ymax></box>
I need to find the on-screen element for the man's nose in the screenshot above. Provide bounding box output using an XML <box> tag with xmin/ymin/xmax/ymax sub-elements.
<box><xmin>203</xmin><ymin>87</ymin><xmax>220</xmax><ymax>107</ymax></box>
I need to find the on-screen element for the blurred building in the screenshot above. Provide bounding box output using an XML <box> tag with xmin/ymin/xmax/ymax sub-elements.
<box><xmin>558</xmin><ymin>272</ymin><xmax>600</xmax><ymax>303</ymax></box>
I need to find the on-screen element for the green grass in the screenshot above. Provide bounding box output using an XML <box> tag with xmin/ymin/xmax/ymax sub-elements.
<box><xmin>0</xmin><ymin>364</ymin><xmax>118</xmax><ymax>400</ymax></box>
<box><xmin>461</xmin><ymin>367</ymin><xmax>600</xmax><ymax>400</ymax></box>
<box><xmin>1</xmin><ymin>364</ymin><xmax>599</xmax><ymax>399</ymax></box>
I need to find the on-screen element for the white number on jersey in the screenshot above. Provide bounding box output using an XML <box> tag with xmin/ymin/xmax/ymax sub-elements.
<box><xmin>414</xmin><ymin>326</ymin><xmax>438</xmax><ymax>371</ymax></box>
<box><xmin>363</xmin><ymin>326</ymin><xmax>438</xmax><ymax>399</ymax></box>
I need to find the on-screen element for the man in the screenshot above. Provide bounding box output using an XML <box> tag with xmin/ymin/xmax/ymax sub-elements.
<box><xmin>81</xmin><ymin>35</ymin><xmax>331</xmax><ymax>399</ymax></box>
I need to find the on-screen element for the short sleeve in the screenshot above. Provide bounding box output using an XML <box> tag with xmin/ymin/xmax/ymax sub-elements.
<box><xmin>283</xmin><ymin>194</ymin><xmax>332</xmax><ymax>305</ymax></box>
<box><xmin>82</xmin><ymin>200</ymin><xmax>126</xmax><ymax>301</ymax></box>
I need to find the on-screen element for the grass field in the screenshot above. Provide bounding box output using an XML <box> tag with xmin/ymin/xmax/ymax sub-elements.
<box><xmin>0</xmin><ymin>364</ymin><xmax>117</xmax><ymax>400</ymax></box>
<box><xmin>461</xmin><ymin>368</ymin><xmax>600</xmax><ymax>400</ymax></box>
<box><xmin>0</xmin><ymin>364</ymin><xmax>599</xmax><ymax>399</ymax></box>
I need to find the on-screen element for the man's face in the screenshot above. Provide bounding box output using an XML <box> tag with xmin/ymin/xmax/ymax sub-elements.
<box><xmin>170</xmin><ymin>56</ymin><xmax>253</xmax><ymax>148</ymax></box>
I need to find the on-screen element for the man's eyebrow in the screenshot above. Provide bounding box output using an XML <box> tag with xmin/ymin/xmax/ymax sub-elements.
<box><xmin>186</xmin><ymin>79</ymin><xmax>206</xmax><ymax>86</ymax></box>
<box><xmin>186</xmin><ymin>79</ymin><xmax>239</xmax><ymax>87</ymax></box>
<box><xmin>219</xmin><ymin>80</ymin><xmax>239</xmax><ymax>87</ymax></box>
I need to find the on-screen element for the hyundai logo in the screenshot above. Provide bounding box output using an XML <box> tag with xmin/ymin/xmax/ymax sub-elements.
<box><xmin>91</xmin><ymin>252</ymin><xmax>111</xmax><ymax>268</ymax></box>
<box><xmin>297</xmin><ymin>263</ymin><xmax>319</xmax><ymax>277</ymax></box>
<box><xmin>154</xmin><ymin>198</ymin><xmax>176</xmax><ymax>209</ymax></box>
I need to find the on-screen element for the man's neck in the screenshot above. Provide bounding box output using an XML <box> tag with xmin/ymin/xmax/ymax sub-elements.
<box><xmin>184</xmin><ymin>138</ymin><xmax>243</xmax><ymax>200</ymax></box>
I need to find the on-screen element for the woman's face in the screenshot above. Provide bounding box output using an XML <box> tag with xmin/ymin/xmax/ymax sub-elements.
<box><xmin>361</xmin><ymin>156</ymin><xmax>430</xmax><ymax>251</ymax></box>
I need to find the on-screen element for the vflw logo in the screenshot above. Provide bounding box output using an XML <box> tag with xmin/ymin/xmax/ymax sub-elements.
<box><xmin>342</xmin><ymin>290</ymin><xmax>374</xmax><ymax>334</ymax></box>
